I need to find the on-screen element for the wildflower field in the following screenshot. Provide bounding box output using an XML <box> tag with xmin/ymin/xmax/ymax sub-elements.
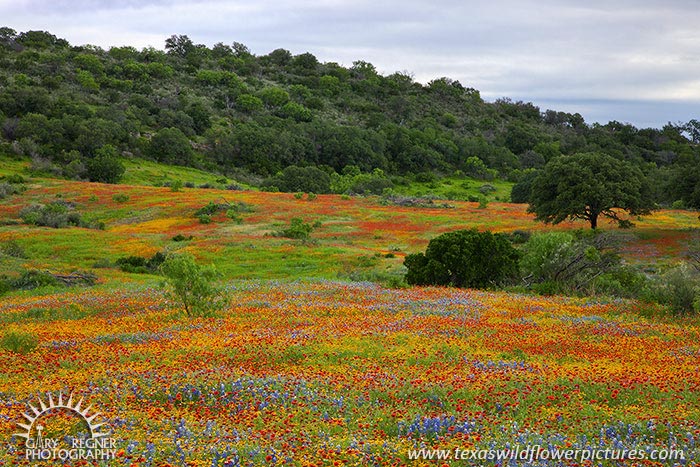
<box><xmin>1</xmin><ymin>173</ymin><xmax>700</xmax><ymax>466</ymax></box>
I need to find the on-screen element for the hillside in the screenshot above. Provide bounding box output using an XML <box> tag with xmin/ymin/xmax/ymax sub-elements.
<box><xmin>1</xmin><ymin>27</ymin><xmax>699</xmax><ymax>206</ymax></box>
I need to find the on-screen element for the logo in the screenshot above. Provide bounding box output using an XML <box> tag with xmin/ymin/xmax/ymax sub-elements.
<box><xmin>14</xmin><ymin>392</ymin><xmax>116</xmax><ymax>462</ymax></box>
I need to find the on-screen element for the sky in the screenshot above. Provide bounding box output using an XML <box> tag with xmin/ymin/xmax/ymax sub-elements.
<box><xmin>2</xmin><ymin>0</ymin><xmax>699</xmax><ymax>128</ymax></box>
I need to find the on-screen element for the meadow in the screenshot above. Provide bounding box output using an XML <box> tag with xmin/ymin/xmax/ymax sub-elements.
<box><xmin>1</xmin><ymin>162</ymin><xmax>699</xmax><ymax>466</ymax></box>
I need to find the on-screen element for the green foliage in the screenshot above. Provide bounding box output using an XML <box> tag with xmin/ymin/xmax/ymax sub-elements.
<box><xmin>159</xmin><ymin>253</ymin><xmax>227</xmax><ymax>317</ymax></box>
<box><xmin>528</xmin><ymin>153</ymin><xmax>653</xmax><ymax>229</ymax></box>
<box><xmin>0</xmin><ymin>182</ymin><xmax>25</xmax><ymax>199</ymax></box>
<box><xmin>1</xmin><ymin>240</ymin><xmax>27</xmax><ymax>258</ymax></box>
<box><xmin>330</xmin><ymin>166</ymin><xmax>393</xmax><ymax>195</ymax></box>
<box><xmin>258</xmin><ymin>87</ymin><xmax>290</xmax><ymax>107</ymax></box>
<box><xmin>170</xmin><ymin>180</ymin><xmax>184</xmax><ymax>192</ymax></box>
<box><xmin>280</xmin><ymin>101</ymin><xmax>313</xmax><ymax>122</ymax></box>
<box><xmin>19</xmin><ymin>201</ymin><xmax>91</xmax><ymax>229</ymax></box>
<box><xmin>147</xmin><ymin>127</ymin><xmax>194</xmax><ymax>165</ymax></box>
<box><xmin>11</xmin><ymin>270</ymin><xmax>60</xmax><ymax>289</ymax></box>
<box><xmin>112</xmin><ymin>193</ymin><xmax>130</xmax><ymax>203</ymax></box>
<box><xmin>115</xmin><ymin>252</ymin><xmax>165</xmax><ymax>274</ymax></box>
<box><xmin>172</xmin><ymin>234</ymin><xmax>193</xmax><ymax>242</ymax></box>
<box><xmin>404</xmin><ymin>229</ymin><xmax>520</xmax><ymax>288</ymax></box>
<box><xmin>519</xmin><ymin>232</ymin><xmax>621</xmax><ymax>294</ymax></box>
<box><xmin>86</xmin><ymin>145</ymin><xmax>125</xmax><ymax>183</ymax></box>
<box><xmin>649</xmin><ymin>264</ymin><xmax>700</xmax><ymax>315</ymax></box>
<box><xmin>274</xmin><ymin>217</ymin><xmax>314</xmax><ymax>240</ymax></box>
<box><xmin>263</xmin><ymin>166</ymin><xmax>332</xmax><ymax>194</ymax></box>
<box><xmin>510</xmin><ymin>169</ymin><xmax>539</xmax><ymax>203</ymax></box>
<box><xmin>1</xmin><ymin>330</ymin><xmax>39</xmax><ymax>354</ymax></box>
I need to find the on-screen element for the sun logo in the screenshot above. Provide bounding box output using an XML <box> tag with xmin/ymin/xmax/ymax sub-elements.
<box><xmin>15</xmin><ymin>392</ymin><xmax>109</xmax><ymax>442</ymax></box>
<box><xmin>14</xmin><ymin>392</ymin><xmax>116</xmax><ymax>462</ymax></box>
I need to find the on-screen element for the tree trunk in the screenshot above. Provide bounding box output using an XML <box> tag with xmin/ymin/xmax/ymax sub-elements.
<box><xmin>590</xmin><ymin>214</ymin><xmax>598</xmax><ymax>229</ymax></box>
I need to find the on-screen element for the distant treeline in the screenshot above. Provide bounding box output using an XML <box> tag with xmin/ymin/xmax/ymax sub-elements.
<box><xmin>0</xmin><ymin>28</ymin><xmax>699</xmax><ymax>205</ymax></box>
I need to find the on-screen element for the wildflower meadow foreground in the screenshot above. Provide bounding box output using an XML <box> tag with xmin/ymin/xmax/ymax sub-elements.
<box><xmin>1</xmin><ymin>280</ymin><xmax>698</xmax><ymax>466</ymax></box>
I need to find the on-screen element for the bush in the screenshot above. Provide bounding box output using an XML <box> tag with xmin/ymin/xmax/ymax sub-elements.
<box><xmin>478</xmin><ymin>184</ymin><xmax>497</xmax><ymax>195</ymax></box>
<box><xmin>172</xmin><ymin>234</ymin><xmax>193</xmax><ymax>242</ymax></box>
<box><xmin>4</xmin><ymin>174</ymin><xmax>27</xmax><ymax>184</ymax></box>
<box><xmin>651</xmin><ymin>264</ymin><xmax>699</xmax><ymax>315</ymax></box>
<box><xmin>414</xmin><ymin>172</ymin><xmax>437</xmax><ymax>183</ymax></box>
<box><xmin>1</xmin><ymin>240</ymin><xmax>27</xmax><ymax>258</ymax></box>
<box><xmin>115</xmin><ymin>252</ymin><xmax>165</xmax><ymax>274</ymax></box>
<box><xmin>404</xmin><ymin>229</ymin><xmax>520</xmax><ymax>288</ymax></box>
<box><xmin>19</xmin><ymin>202</ymin><xmax>76</xmax><ymax>228</ymax></box>
<box><xmin>520</xmin><ymin>232</ymin><xmax>621</xmax><ymax>294</ymax></box>
<box><xmin>112</xmin><ymin>193</ymin><xmax>130</xmax><ymax>203</ymax></box>
<box><xmin>1</xmin><ymin>330</ymin><xmax>39</xmax><ymax>354</ymax></box>
<box><xmin>0</xmin><ymin>182</ymin><xmax>20</xmax><ymax>199</ymax></box>
<box><xmin>86</xmin><ymin>145</ymin><xmax>125</xmax><ymax>184</ymax></box>
<box><xmin>274</xmin><ymin>218</ymin><xmax>314</xmax><ymax>240</ymax></box>
<box><xmin>12</xmin><ymin>270</ymin><xmax>59</xmax><ymax>289</ymax></box>
<box><xmin>508</xmin><ymin>230</ymin><xmax>531</xmax><ymax>244</ymax></box>
<box><xmin>170</xmin><ymin>180</ymin><xmax>183</xmax><ymax>192</ymax></box>
<box><xmin>159</xmin><ymin>253</ymin><xmax>227</xmax><ymax>317</ymax></box>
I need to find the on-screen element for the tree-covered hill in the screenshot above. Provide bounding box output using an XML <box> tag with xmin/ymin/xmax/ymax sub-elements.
<box><xmin>0</xmin><ymin>27</ymin><xmax>699</xmax><ymax>204</ymax></box>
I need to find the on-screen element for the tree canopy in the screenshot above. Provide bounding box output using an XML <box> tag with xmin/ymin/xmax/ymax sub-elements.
<box><xmin>528</xmin><ymin>152</ymin><xmax>653</xmax><ymax>229</ymax></box>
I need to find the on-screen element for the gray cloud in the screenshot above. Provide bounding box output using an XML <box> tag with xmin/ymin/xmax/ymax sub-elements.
<box><xmin>2</xmin><ymin>0</ymin><xmax>698</xmax><ymax>127</ymax></box>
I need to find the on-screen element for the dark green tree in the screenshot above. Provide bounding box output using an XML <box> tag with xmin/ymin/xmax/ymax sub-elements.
<box><xmin>528</xmin><ymin>152</ymin><xmax>653</xmax><ymax>229</ymax></box>
<box><xmin>147</xmin><ymin>127</ymin><xmax>193</xmax><ymax>165</ymax></box>
<box><xmin>86</xmin><ymin>144</ymin><xmax>125</xmax><ymax>183</ymax></box>
<box><xmin>404</xmin><ymin>229</ymin><xmax>520</xmax><ymax>288</ymax></box>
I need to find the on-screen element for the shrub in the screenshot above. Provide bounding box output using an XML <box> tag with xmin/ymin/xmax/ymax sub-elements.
<box><xmin>112</xmin><ymin>193</ymin><xmax>130</xmax><ymax>203</ymax></box>
<box><xmin>651</xmin><ymin>264</ymin><xmax>699</xmax><ymax>315</ymax></box>
<box><xmin>0</xmin><ymin>182</ymin><xmax>24</xmax><ymax>199</ymax></box>
<box><xmin>115</xmin><ymin>252</ymin><xmax>165</xmax><ymax>274</ymax></box>
<box><xmin>414</xmin><ymin>172</ymin><xmax>437</xmax><ymax>183</ymax></box>
<box><xmin>86</xmin><ymin>145</ymin><xmax>125</xmax><ymax>184</ymax></box>
<box><xmin>274</xmin><ymin>218</ymin><xmax>314</xmax><ymax>240</ymax></box>
<box><xmin>520</xmin><ymin>232</ymin><xmax>621</xmax><ymax>293</ymax></box>
<box><xmin>12</xmin><ymin>270</ymin><xmax>59</xmax><ymax>289</ymax></box>
<box><xmin>4</xmin><ymin>174</ymin><xmax>27</xmax><ymax>184</ymax></box>
<box><xmin>508</xmin><ymin>230</ymin><xmax>531</xmax><ymax>244</ymax></box>
<box><xmin>478</xmin><ymin>184</ymin><xmax>497</xmax><ymax>195</ymax></box>
<box><xmin>170</xmin><ymin>180</ymin><xmax>183</xmax><ymax>192</ymax></box>
<box><xmin>172</xmin><ymin>234</ymin><xmax>193</xmax><ymax>242</ymax></box>
<box><xmin>159</xmin><ymin>253</ymin><xmax>228</xmax><ymax>317</ymax></box>
<box><xmin>195</xmin><ymin>201</ymin><xmax>227</xmax><ymax>217</ymax></box>
<box><xmin>404</xmin><ymin>229</ymin><xmax>520</xmax><ymax>288</ymax></box>
<box><xmin>1</xmin><ymin>330</ymin><xmax>39</xmax><ymax>354</ymax></box>
<box><xmin>19</xmin><ymin>202</ymin><xmax>100</xmax><ymax>229</ymax></box>
<box><xmin>1</xmin><ymin>240</ymin><xmax>26</xmax><ymax>258</ymax></box>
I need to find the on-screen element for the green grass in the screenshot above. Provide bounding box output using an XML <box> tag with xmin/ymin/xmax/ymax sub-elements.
<box><xmin>391</xmin><ymin>176</ymin><xmax>514</xmax><ymax>201</ymax></box>
<box><xmin>121</xmin><ymin>158</ymin><xmax>240</xmax><ymax>188</ymax></box>
<box><xmin>0</xmin><ymin>155</ymin><xmax>30</xmax><ymax>177</ymax></box>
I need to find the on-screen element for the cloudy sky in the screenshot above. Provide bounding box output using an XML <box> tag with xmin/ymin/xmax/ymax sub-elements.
<box><xmin>2</xmin><ymin>0</ymin><xmax>699</xmax><ymax>128</ymax></box>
